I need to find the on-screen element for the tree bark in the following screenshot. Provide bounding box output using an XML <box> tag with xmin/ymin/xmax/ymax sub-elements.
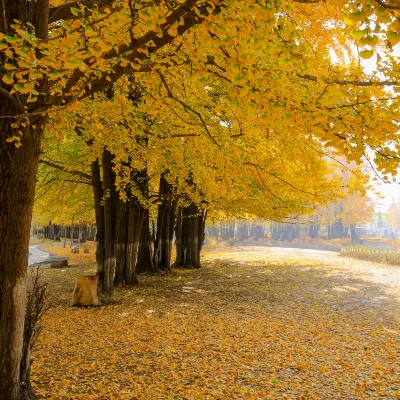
<box><xmin>153</xmin><ymin>175</ymin><xmax>177</xmax><ymax>271</ymax></box>
<box><xmin>91</xmin><ymin>159</ymin><xmax>105</xmax><ymax>284</ymax></box>
<box><xmin>0</xmin><ymin>3</ymin><xmax>48</xmax><ymax>392</ymax></box>
<box><xmin>102</xmin><ymin>149</ymin><xmax>117</xmax><ymax>293</ymax></box>
<box><xmin>63</xmin><ymin>225</ymin><xmax>67</xmax><ymax>248</ymax></box>
<box><xmin>70</xmin><ymin>218</ymin><xmax>74</xmax><ymax>247</ymax></box>
<box><xmin>114</xmin><ymin>199</ymin><xmax>128</xmax><ymax>285</ymax></box>
<box><xmin>0</xmin><ymin>118</ymin><xmax>44</xmax><ymax>399</ymax></box>
<box><xmin>136</xmin><ymin>208</ymin><xmax>155</xmax><ymax>273</ymax></box>
<box><xmin>174</xmin><ymin>204</ymin><xmax>205</xmax><ymax>269</ymax></box>
<box><xmin>125</xmin><ymin>199</ymin><xmax>144</xmax><ymax>285</ymax></box>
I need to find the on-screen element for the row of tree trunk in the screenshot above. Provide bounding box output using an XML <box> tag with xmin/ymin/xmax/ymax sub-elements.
<box><xmin>91</xmin><ymin>153</ymin><xmax>207</xmax><ymax>293</ymax></box>
<box><xmin>213</xmin><ymin>222</ymin><xmax>266</xmax><ymax>241</ymax></box>
<box><xmin>41</xmin><ymin>223</ymin><xmax>96</xmax><ymax>242</ymax></box>
<box><xmin>271</xmin><ymin>223</ymin><xmax>301</xmax><ymax>242</ymax></box>
<box><xmin>209</xmin><ymin>220</ymin><xmax>359</xmax><ymax>243</ymax></box>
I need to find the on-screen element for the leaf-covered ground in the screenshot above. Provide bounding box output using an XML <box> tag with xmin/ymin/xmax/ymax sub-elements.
<box><xmin>31</xmin><ymin>246</ymin><xmax>400</xmax><ymax>399</ymax></box>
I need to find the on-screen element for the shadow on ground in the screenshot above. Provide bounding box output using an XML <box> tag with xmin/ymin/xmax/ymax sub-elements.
<box><xmin>31</xmin><ymin>247</ymin><xmax>400</xmax><ymax>399</ymax></box>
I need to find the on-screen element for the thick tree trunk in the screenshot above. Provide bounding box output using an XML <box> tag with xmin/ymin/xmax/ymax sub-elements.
<box><xmin>125</xmin><ymin>199</ymin><xmax>144</xmax><ymax>285</ymax></box>
<box><xmin>0</xmin><ymin>117</ymin><xmax>43</xmax><ymax>399</ymax></box>
<box><xmin>167</xmin><ymin>200</ymin><xmax>177</xmax><ymax>267</ymax></box>
<box><xmin>153</xmin><ymin>175</ymin><xmax>177</xmax><ymax>271</ymax></box>
<box><xmin>114</xmin><ymin>199</ymin><xmax>128</xmax><ymax>285</ymax></box>
<box><xmin>91</xmin><ymin>160</ymin><xmax>105</xmax><ymax>283</ymax></box>
<box><xmin>1</xmin><ymin>3</ymin><xmax>49</xmax><ymax>392</ymax></box>
<box><xmin>102</xmin><ymin>149</ymin><xmax>117</xmax><ymax>293</ymax></box>
<box><xmin>198</xmin><ymin>210</ymin><xmax>207</xmax><ymax>254</ymax></box>
<box><xmin>174</xmin><ymin>204</ymin><xmax>205</xmax><ymax>269</ymax></box>
<box><xmin>136</xmin><ymin>208</ymin><xmax>155</xmax><ymax>273</ymax></box>
<box><xmin>120</xmin><ymin>167</ymin><xmax>148</xmax><ymax>280</ymax></box>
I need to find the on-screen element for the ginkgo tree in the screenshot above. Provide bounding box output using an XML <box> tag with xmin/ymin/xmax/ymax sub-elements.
<box><xmin>36</xmin><ymin>77</ymin><xmax>344</xmax><ymax>277</ymax></box>
<box><xmin>33</xmin><ymin>130</ymin><xmax>94</xmax><ymax>232</ymax></box>
<box><xmin>2</xmin><ymin>0</ymin><xmax>400</xmax><ymax>399</ymax></box>
<box><xmin>35</xmin><ymin>61</ymin><xmax>376</xmax><ymax>285</ymax></box>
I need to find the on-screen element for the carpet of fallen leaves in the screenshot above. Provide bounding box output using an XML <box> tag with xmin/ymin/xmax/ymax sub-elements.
<box><xmin>31</xmin><ymin>246</ymin><xmax>400</xmax><ymax>399</ymax></box>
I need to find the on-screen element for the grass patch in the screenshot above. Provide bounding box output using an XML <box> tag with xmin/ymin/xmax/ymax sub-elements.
<box><xmin>341</xmin><ymin>245</ymin><xmax>400</xmax><ymax>265</ymax></box>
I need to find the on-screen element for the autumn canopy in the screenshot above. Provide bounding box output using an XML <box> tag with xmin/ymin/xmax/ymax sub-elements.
<box><xmin>2</xmin><ymin>0</ymin><xmax>400</xmax><ymax>398</ymax></box>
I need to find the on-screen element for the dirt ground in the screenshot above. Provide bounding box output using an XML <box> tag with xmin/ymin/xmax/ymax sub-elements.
<box><xmin>30</xmin><ymin>246</ymin><xmax>400</xmax><ymax>399</ymax></box>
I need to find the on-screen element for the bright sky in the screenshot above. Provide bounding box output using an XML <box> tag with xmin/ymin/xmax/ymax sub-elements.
<box><xmin>373</xmin><ymin>181</ymin><xmax>400</xmax><ymax>210</ymax></box>
<box><xmin>360</xmin><ymin>49</ymin><xmax>400</xmax><ymax>211</ymax></box>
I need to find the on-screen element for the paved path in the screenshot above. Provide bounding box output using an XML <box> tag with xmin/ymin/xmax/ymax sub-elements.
<box><xmin>207</xmin><ymin>245</ymin><xmax>400</xmax><ymax>316</ymax></box>
<box><xmin>34</xmin><ymin>245</ymin><xmax>400</xmax><ymax>399</ymax></box>
<box><xmin>269</xmin><ymin>246</ymin><xmax>400</xmax><ymax>298</ymax></box>
<box><xmin>28</xmin><ymin>244</ymin><xmax>52</xmax><ymax>266</ymax></box>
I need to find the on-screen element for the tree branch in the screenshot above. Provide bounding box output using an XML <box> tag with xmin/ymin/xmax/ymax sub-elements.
<box><xmin>39</xmin><ymin>159</ymin><xmax>92</xmax><ymax>181</ymax></box>
<box><xmin>157</xmin><ymin>70</ymin><xmax>221</xmax><ymax>148</ymax></box>
<box><xmin>244</xmin><ymin>162</ymin><xmax>319</xmax><ymax>196</ymax></box>
<box><xmin>35</xmin><ymin>0</ymin><xmax>50</xmax><ymax>40</ymax></box>
<box><xmin>0</xmin><ymin>87</ymin><xmax>24</xmax><ymax>113</ymax></box>
<box><xmin>41</xmin><ymin>178</ymin><xmax>93</xmax><ymax>186</ymax></box>
<box><xmin>74</xmin><ymin>0</ymin><xmax>222</xmax><ymax>99</ymax></box>
<box><xmin>297</xmin><ymin>73</ymin><xmax>398</xmax><ymax>86</ymax></box>
<box><xmin>247</xmin><ymin>163</ymin><xmax>289</xmax><ymax>206</ymax></box>
<box><xmin>48</xmin><ymin>0</ymin><xmax>114</xmax><ymax>24</ymax></box>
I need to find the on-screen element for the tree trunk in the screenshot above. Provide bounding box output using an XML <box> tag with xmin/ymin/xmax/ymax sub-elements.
<box><xmin>0</xmin><ymin>117</ymin><xmax>44</xmax><ymax>399</ymax></box>
<box><xmin>125</xmin><ymin>199</ymin><xmax>144</xmax><ymax>285</ymax></box>
<box><xmin>0</xmin><ymin>4</ymin><xmax>49</xmax><ymax>391</ymax></box>
<box><xmin>350</xmin><ymin>224</ymin><xmax>358</xmax><ymax>244</ymax></box>
<box><xmin>153</xmin><ymin>175</ymin><xmax>177</xmax><ymax>271</ymax></box>
<box><xmin>136</xmin><ymin>208</ymin><xmax>155</xmax><ymax>273</ymax></box>
<box><xmin>63</xmin><ymin>225</ymin><xmax>67</xmax><ymax>248</ymax></box>
<box><xmin>174</xmin><ymin>204</ymin><xmax>205</xmax><ymax>269</ymax></box>
<box><xmin>114</xmin><ymin>199</ymin><xmax>128</xmax><ymax>286</ymax></box>
<box><xmin>102</xmin><ymin>149</ymin><xmax>117</xmax><ymax>293</ymax></box>
<box><xmin>118</xmin><ymin>167</ymin><xmax>149</xmax><ymax>280</ymax></box>
<box><xmin>70</xmin><ymin>218</ymin><xmax>74</xmax><ymax>247</ymax></box>
<box><xmin>198</xmin><ymin>210</ymin><xmax>207</xmax><ymax>255</ymax></box>
<box><xmin>91</xmin><ymin>160</ymin><xmax>105</xmax><ymax>284</ymax></box>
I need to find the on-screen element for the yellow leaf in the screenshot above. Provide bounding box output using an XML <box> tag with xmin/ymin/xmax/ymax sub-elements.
<box><xmin>30</xmin><ymin>70</ymin><xmax>43</xmax><ymax>80</ymax></box>
<box><xmin>167</xmin><ymin>25</ymin><xmax>178</xmax><ymax>37</ymax></box>
<box><xmin>387</xmin><ymin>31</ymin><xmax>400</xmax><ymax>45</ymax></box>
<box><xmin>2</xmin><ymin>72</ymin><xmax>14</xmax><ymax>85</ymax></box>
<box><xmin>343</xmin><ymin>16</ymin><xmax>356</xmax><ymax>26</ymax></box>
<box><xmin>359</xmin><ymin>49</ymin><xmax>373</xmax><ymax>59</ymax></box>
